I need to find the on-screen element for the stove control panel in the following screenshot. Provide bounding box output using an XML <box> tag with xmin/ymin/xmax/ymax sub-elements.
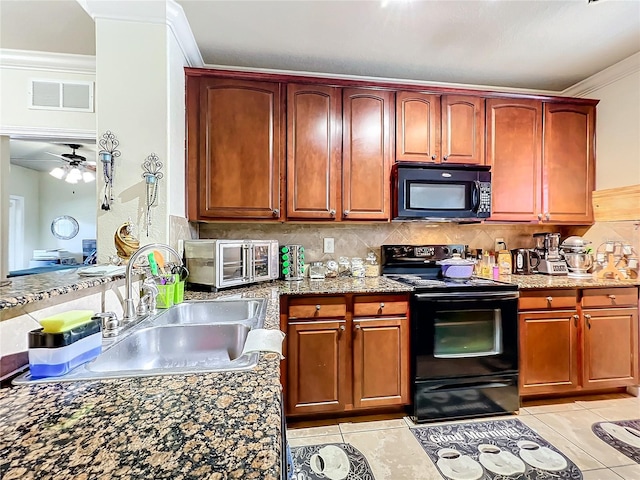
<box><xmin>381</xmin><ymin>244</ymin><xmax>467</xmax><ymax>264</ymax></box>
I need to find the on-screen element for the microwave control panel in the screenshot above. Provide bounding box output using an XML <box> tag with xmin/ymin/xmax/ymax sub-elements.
<box><xmin>478</xmin><ymin>182</ymin><xmax>491</xmax><ymax>215</ymax></box>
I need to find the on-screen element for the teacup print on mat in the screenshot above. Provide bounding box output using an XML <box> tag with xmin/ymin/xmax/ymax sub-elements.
<box><xmin>289</xmin><ymin>443</ymin><xmax>375</xmax><ymax>480</ymax></box>
<box><xmin>592</xmin><ymin>419</ymin><xmax>640</xmax><ymax>464</ymax></box>
<box><xmin>411</xmin><ymin>418</ymin><xmax>582</xmax><ymax>480</ymax></box>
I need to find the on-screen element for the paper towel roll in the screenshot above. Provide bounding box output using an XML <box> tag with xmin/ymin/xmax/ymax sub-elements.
<box><xmin>241</xmin><ymin>329</ymin><xmax>285</xmax><ymax>359</ymax></box>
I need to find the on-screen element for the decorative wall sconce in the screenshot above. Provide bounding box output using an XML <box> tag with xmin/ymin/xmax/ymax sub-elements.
<box><xmin>98</xmin><ymin>130</ymin><xmax>121</xmax><ymax>211</ymax></box>
<box><xmin>142</xmin><ymin>153</ymin><xmax>163</xmax><ymax>236</ymax></box>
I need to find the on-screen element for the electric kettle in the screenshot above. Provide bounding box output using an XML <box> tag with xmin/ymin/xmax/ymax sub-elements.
<box><xmin>511</xmin><ymin>249</ymin><xmax>541</xmax><ymax>275</ymax></box>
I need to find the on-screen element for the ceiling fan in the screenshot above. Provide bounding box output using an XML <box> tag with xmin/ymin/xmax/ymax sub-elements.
<box><xmin>45</xmin><ymin>144</ymin><xmax>96</xmax><ymax>183</ymax></box>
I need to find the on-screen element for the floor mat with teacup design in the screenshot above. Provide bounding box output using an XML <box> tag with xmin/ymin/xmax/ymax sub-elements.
<box><xmin>288</xmin><ymin>443</ymin><xmax>375</xmax><ymax>480</ymax></box>
<box><xmin>592</xmin><ymin>419</ymin><xmax>640</xmax><ymax>464</ymax></box>
<box><xmin>411</xmin><ymin>418</ymin><xmax>582</xmax><ymax>480</ymax></box>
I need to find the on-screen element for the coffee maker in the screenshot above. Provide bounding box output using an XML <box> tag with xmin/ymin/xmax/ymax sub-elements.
<box><xmin>533</xmin><ymin>233</ymin><xmax>568</xmax><ymax>275</ymax></box>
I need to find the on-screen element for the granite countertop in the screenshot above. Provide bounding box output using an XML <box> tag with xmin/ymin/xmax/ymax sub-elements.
<box><xmin>0</xmin><ymin>276</ymin><xmax>410</xmax><ymax>479</ymax></box>
<box><xmin>505</xmin><ymin>274</ymin><xmax>640</xmax><ymax>290</ymax></box>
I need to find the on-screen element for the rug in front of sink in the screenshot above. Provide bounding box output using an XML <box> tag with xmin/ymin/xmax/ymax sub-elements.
<box><xmin>289</xmin><ymin>442</ymin><xmax>375</xmax><ymax>480</ymax></box>
<box><xmin>592</xmin><ymin>419</ymin><xmax>640</xmax><ymax>464</ymax></box>
<box><xmin>411</xmin><ymin>418</ymin><xmax>582</xmax><ymax>480</ymax></box>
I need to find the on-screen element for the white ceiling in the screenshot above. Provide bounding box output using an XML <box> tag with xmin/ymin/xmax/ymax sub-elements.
<box><xmin>0</xmin><ymin>0</ymin><xmax>639</xmax><ymax>92</ymax></box>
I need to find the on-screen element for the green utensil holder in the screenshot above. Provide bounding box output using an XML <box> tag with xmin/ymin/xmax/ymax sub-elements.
<box><xmin>156</xmin><ymin>283</ymin><xmax>175</xmax><ymax>309</ymax></box>
<box><xmin>174</xmin><ymin>280</ymin><xmax>185</xmax><ymax>305</ymax></box>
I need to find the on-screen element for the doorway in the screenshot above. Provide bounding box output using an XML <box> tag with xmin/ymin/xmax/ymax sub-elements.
<box><xmin>8</xmin><ymin>195</ymin><xmax>24</xmax><ymax>271</ymax></box>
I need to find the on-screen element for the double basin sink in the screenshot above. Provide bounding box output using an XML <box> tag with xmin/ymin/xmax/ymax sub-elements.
<box><xmin>15</xmin><ymin>298</ymin><xmax>267</xmax><ymax>384</ymax></box>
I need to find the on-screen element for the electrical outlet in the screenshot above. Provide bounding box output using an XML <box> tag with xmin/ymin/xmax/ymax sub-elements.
<box><xmin>323</xmin><ymin>237</ymin><xmax>335</xmax><ymax>254</ymax></box>
<box><xmin>494</xmin><ymin>237</ymin><xmax>505</xmax><ymax>252</ymax></box>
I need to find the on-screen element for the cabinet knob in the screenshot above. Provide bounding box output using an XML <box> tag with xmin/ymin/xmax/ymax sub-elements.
<box><xmin>431</xmin><ymin>155</ymin><xmax>436</xmax><ymax>160</ymax></box>
<box><xmin>585</xmin><ymin>313</ymin><xmax>592</xmax><ymax>329</ymax></box>
<box><xmin>538</xmin><ymin>213</ymin><xmax>543</xmax><ymax>220</ymax></box>
<box><xmin>545</xmin><ymin>213</ymin><xmax>550</xmax><ymax>221</ymax></box>
<box><xmin>354</xmin><ymin>324</ymin><xmax>361</xmax><ymax>330</ymax></box>
<box><xmin>443</xmin><ymin>155</ymin><xmax>449</xmax><ymax>161</ymax></box>
<box><xmin>573</xmin><ymin>314</ymin><xmax>579</xmax><ymax>326</ymax></box>
<box><xmin>608</xmin><ymin>294</ymin><xmax>616</xmax><ymax>300</ymax></box>
<box><xmin>329</xmin><ymin>209</ymin><xmax>336</xmax><ymax>217</ymax></box>
<box><xmin>343</xmin><ymin>210</ymin><xmax>350</xmax><ymax>217</ymax></box>
<box><xmin>315</xmin><ymin>304</ymin><xmax>321</xmax><ymax>311</ymax></box>
<box><xmin>339</xmin><ymin>325</ymin><xmax>345</xmax><ymax>331</ymax></box>
<box><xmin>380</xmin><ymin>302</ymin><xmax>385</xmax><ymax>308</ymax></box>
<box><xmin>546</xmin><ymin>296</ymin><xmax>553</xmax><ymax>303</ymax></box>
<box><xmin>272</xmin><ymin>209</ymin><xmax>280</xmax><ymax>217</ymax></box>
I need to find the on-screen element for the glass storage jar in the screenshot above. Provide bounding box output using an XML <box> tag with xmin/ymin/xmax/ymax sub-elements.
<box><xmin>364</xmin><ymin>252</ymin><xmax>379</xmax><ymax>277</ymax></box>
<box><xmin>309</xmin><ymin>261</ymin><xmax>326</xmax><ymax>280</ymax></box>
<box><xmin>325</xmin><ymin>259</ymin><xmax>339</xmax><ymax>278</ymax></box>
<box><xmin>338</xmin><ymin>257</ymin><xmax>351</xmax><ymax>277</ymax></box>
<box><xmin>351</xmin><ymin>257</ymin><xmax>365</xmax><ymax>278</ymax></box>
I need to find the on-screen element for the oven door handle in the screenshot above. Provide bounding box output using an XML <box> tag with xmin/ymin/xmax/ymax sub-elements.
<box><xmin>414</xmin><ymin>291</ymin><xmax>519</xmax><ymax>301</ymax></box>
<box><xmin>430</xmin><ymin>381</ymin><xmax>513</xmax><ymax>391</ymax></box>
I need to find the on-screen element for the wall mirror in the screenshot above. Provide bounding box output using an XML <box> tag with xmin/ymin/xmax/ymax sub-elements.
<box><xmin>51</xmin><ymin>215</ymin><xmax>79</xmax><ymax>240</ymax></box>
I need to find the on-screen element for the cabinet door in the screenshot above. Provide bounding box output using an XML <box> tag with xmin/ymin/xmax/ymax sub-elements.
<box><xmin>286</xmin><ymin>320</ymin><xmax>349</xmax><ymax>415</ymax></box>
<box><xmin>582</xmin><ymin>308</ymin><xmax>639</xmax><ymax>389</ymax></box>
<box><xmin>543</xmin><ymin>103</ymin><xmax>595</xmax><ymax>224</ymax></box>
<box><xmin>441</xmin><ymin>95</ymin><xmax>485</xmax><ymax>165</ymax></box>
<box><xmin>196</xmin><ymin>78</ymin><xmax>283</xmax><ymax>220</ymax></box>
<box><xmin>519</xmin><ymin>310</ymin><xmax>580</xmax><ymax>395</ymax></box>
<box><xmin>287</xmin><ymin>84</ymin><xmax>341</xmax><ymax>220</ymax></box>
<box><xmin>395</xmin><ymin>91</ymin><xmax>441</xmax><ymax>163</ymax></box>
<box><xmin>342</xmin><ymin>88</ymin><xmax>393</xmax><ymax>220</ymax></box>
<box><xmin>486</xmin><ymin>99</ymin><xmax>543</xmax><ymax>221</ymax></box>
<box><xmin>352</xmin><ymin>317</ymin><xmax>410</xmax><ymax>408</ymax></box>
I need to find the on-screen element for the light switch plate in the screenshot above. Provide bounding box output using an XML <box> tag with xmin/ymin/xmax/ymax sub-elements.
<box><xmin>323</xmin><ymin>237</ymin><xmax>335</xmax><ymax>254</ymax></box>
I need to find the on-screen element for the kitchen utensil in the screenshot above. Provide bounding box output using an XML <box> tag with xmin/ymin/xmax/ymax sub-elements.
<box><xmin>511</xmin><ymin>249</ymin><xmax>540</xmax><ymax>275</ymax></box>
<box><xmin>153</xmin><ymin>250</ymin><xmax>167</xmax><ymax>275</ymax></box>
<box><xmin>561</xmin><ymin>236</ymin><xmax>591</xmax><ymax>253</ymax></box>
<box><xmin>147</xmin><ymin>252</ymin><xmax>159</xmax><ymax>276</ymax></box>
<box><xmin>437</xmin><ymin>254</ymin><xmax>476</xmax><ymax>279</ymax></box>
<box><xmin>563</xmin><ymin>252</ymin><xmax>593</xmax><ymax>277</ymax></box>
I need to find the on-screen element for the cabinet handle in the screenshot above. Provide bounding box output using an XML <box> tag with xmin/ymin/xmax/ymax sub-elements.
<box><xmin>343</xmin><ymin>210</ymin><xmax>350</xmax><ymax>217</ymax></box>
<box><xmin>443</xmin><ymin>155</ymin><xmax>449</xmax><ymax>161</ymax></box>
<box><xmin>431</xmin><ymin>155</ymin><xmax>436</xmax><ymax>160</ymax></box>
<box><xmin>585</xmin><ymin>314</ymin><xmax>591</xmax><ymax>329</ymax></box>
<box><xmin>315</xmin><ymin>305</ymin><xmax>321</xmax><ymax>311</ymax></box>
<box><xmin>329</xmin><ymin>209</ymin><xmax>336</xmax><ymax>217</ymax></box>
<box><xmin>272</xmin><ymin>209</ymin><xmax>279</xmax><ymax>217</ymax></box>
<box><xmin>538</xmin><ymin>213</ymin><xmax>543</xmax><ymax>220</ymax></box>
<box><xmin>546</xmin><ymin>296</ymin><xmax>553</xmax><ymax>304</ymax></box>
<box><xmin>573</xmin><ymin>314</ymin><xmax>579</xmax><ymax>327</ymax></box>
<box><xmin>545</xmin><ymin>213</ymin><xmax>550</xmax><ymax>221</ymax></box>
<box><xmin>608</xmin><ymin>294</ymin><xmax>616</xmax><ymax>300</ymax></box>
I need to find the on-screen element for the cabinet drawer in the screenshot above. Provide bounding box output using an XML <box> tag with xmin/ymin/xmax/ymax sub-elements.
<box><xmin>288</xmin><ymin>296</ymin><xmax>346</xmax><ymax>319</ymax></box>
<box><xmin>519</xmin><ymin>289</ymin><xmax>576</xmax><ymax>310</ymax></box>
<box><xmin>354</xmin><ymin>297</ymin><xmax>408</xmax><ymax>317</ymax></box>
<box><xmin>581</xmin><ymin>288</ymin><xmax>639</xmax><ymax>308</ymax></box>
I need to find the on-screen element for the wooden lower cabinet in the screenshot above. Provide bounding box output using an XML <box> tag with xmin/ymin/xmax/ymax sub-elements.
<box><xmin>283</xmin><ymin>293</ymin><xmax>410</xmax><ymax>416</ymax></box>
<box><xmin>519</xmin><ymin>287</ymin><xmax>639</xmax><ymax>397</ymax></box>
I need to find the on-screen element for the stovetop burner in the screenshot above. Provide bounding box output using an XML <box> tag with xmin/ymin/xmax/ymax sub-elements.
<box><xmin>385</xmin><ymin>273</ymin><xmax>514</xmax><ymax>290</ymax></box>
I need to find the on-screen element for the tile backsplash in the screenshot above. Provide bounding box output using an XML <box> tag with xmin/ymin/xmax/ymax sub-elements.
<box><xmin>196</xmin><ymin>221</ymin><xmax>639</xmax><ymax>263</ymax></box>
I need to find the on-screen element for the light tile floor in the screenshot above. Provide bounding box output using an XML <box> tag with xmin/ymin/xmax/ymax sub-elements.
<box><xmin>287</xmin><ymin>393</ymin><xmax>640</xmax><ymax>479</ymax></box>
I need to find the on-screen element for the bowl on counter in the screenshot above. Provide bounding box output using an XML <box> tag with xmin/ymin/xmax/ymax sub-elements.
<box><xmin>437</xmin><ymin>254</ymin><xmax>476</xmax><ymax>280</ymax></box>
<box><xmin>563</xmin><ymin>252</ymin><xmax>593</xmax><ymax>274</ymax></box>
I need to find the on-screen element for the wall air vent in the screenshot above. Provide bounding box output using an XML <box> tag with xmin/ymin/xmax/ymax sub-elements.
<box><xmin>29</xmin><ymin>79</ymin><xmax>94</xmax><ymax>112</ymax></box>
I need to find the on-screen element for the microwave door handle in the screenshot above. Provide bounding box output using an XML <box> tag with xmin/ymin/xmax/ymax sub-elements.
<box><xmin>471</xmin><ymin>181</ymin><xmax>481</xmax><ymax>213</ymax></box>
<box><xmin>242</xmin><ymin>244</ymin><xmax>251</xmax><ymax>281</ymax></box>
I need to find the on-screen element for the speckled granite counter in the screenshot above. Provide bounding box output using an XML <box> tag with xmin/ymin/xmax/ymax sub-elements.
<box><xmin>0</xmin><ymin>276</ymin><xmax>410</xmax><ymax>479</ymax></box>
<box><xmin>504</xmin><ymin>274</ymin><xmax>640</xmax><ymax>290</ymax></box>
<box><xmin>0</xmin><ymin>268</ymin><xmax>127</xmax><ymax>312</ymax></box>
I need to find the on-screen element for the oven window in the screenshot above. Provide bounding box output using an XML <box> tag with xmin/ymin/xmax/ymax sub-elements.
<box><xmin>408</xmin><ymin>182</ymin><xmax>466</xmax><ymax>210</ymax></box>
<box><xmin>433</xmin><ymin>309</ymin><xmax>502</xmax><ymax>358</ymax></box>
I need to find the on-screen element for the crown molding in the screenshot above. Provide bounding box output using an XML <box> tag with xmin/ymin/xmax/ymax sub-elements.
<box><xmin>561</xmin><ymin>52</ymin><xmax>640</xmax><ymax>98</ymax></box>
<box><xmin>0</xmin><ymin>49</ymin><xmax>95</xmax><ymax>74</ymax></box>
<box><xmin>0</xmin><ymin>126</ymin><xmax>96</xmax><ymax>142</ymax></box>
<box><xmin>77</xmin><ymin>0</ymin><xmax>203</xmax><ymax>68</ymax></box>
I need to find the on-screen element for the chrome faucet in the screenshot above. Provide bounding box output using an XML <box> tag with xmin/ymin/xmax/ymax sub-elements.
<box><xmin>123</xmin><ymin>243</ymin><xmax>182</xmax><ymax>324</ymax></box>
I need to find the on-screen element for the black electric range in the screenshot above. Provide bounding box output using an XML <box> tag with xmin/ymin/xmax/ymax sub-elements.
<box><xmin>382</xmin><ymin>244</ymin><xmax>520</xmax><ymax>422</ymax></box>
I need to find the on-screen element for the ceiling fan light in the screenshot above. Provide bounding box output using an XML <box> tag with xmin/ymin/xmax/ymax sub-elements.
<box><xmin>65</xmin><ymin>175</ymin><xmax>79</xmax><ymax>184</ymax></box>
<box><xmin>66</xmin><ymin>167</ymin><xmax>82</xmax><ymax>183</ymax></box>
<box><xmin>82</xmin><ymin>170</ymin><xmax>95</xmax><ymax>183</ymax></box>
<box><xmin>50</xmin><ymin>167</ymin><xmax>66</xmax><ymax>179</ymax></box>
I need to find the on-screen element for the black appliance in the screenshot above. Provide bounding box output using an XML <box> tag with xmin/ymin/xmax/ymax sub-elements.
<box><xmin>382</xmin><ymin>244</ymin><xmax>520</xmax><ymax>423</ymax></box>
<box><xmin>392</xmin><ymin>162</ymin><xmax>491</xmax><ymax>221</ymax></box>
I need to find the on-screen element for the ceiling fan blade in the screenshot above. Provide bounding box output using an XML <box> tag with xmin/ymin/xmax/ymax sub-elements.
<box><xmin>45</xmin><ymin>152</ymin><xmax>72</xmax><ymax>162</ymax></box>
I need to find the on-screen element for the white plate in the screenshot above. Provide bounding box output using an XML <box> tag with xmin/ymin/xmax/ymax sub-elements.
<box><xmin>518</xmin><ymin>444</ymin><xmax>567</xmax><ymax>472</ymax></box>
<box><xmin>437</xmin><ymin>455</ymin><xmax>483</xmax><ymax>480</ymax></box>
<box><xmin>479</xmin><ymin>450</ymin><xmax>526</xmax><ymax>476</ymax></box>
<box><xmin>309</xmin><ymin>445</ymin><xmax>350</xmax><ymax>480</ymax></box>
<box><xmin>601</xmin><ymin>422</ymin><xmax>640</xmax><ymax>448</ymax></box>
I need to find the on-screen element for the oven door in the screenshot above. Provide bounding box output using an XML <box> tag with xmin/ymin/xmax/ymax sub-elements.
<box><xmin>412</xmin><ymin>290</ymin><xmax>519</xmax><ymax>380</ymax></box>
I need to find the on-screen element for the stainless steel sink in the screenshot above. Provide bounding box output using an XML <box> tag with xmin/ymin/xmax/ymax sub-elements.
<box><xmin>87</xmin><ymin>324</ymin><xmax>250</xmax><ymax>373</ymax></box>
<box><xmin>13</xmin><ymin>298</ymin><xmax>267</xmax><ymax>384</ymax></box>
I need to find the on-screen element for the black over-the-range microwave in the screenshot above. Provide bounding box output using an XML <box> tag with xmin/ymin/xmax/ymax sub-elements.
<box><xmin>392</xmin><ymin>162</ymin><xmax>491</xmax><ymax>221</ymax></box>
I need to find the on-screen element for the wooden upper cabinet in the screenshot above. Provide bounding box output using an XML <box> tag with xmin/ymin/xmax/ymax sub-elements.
<box><xmin>487</xmin><ymin>99</ymin><xmax>543</xmax><ymax>222</ymax></box>
<box><xmin>190</xmin><ymin>77</ymin><xmax>284</xmax><ymax>220</ymax></box>
<box><xmin>286</xmin><ymin>84</ymin><xmax>342</xmax><ymax>220</ymax></box>
<box><xmin>543</xmin><ymin>103</ymin><xmax>595</xmax><ymax>224</ymax></box>
<box><xmin>395</xmin><ymin>92</ymin><xmax>441</xmax><ymax>162</ymax></box>
<box><xmin>342</xmin><ymin>88</ymin><xmax>393</xmax><ymax>220</ymax></box>
<box><xmin>441</xmin><ymin>95</ymin><xmax>485</xmax><ymax>165</ymax></box>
